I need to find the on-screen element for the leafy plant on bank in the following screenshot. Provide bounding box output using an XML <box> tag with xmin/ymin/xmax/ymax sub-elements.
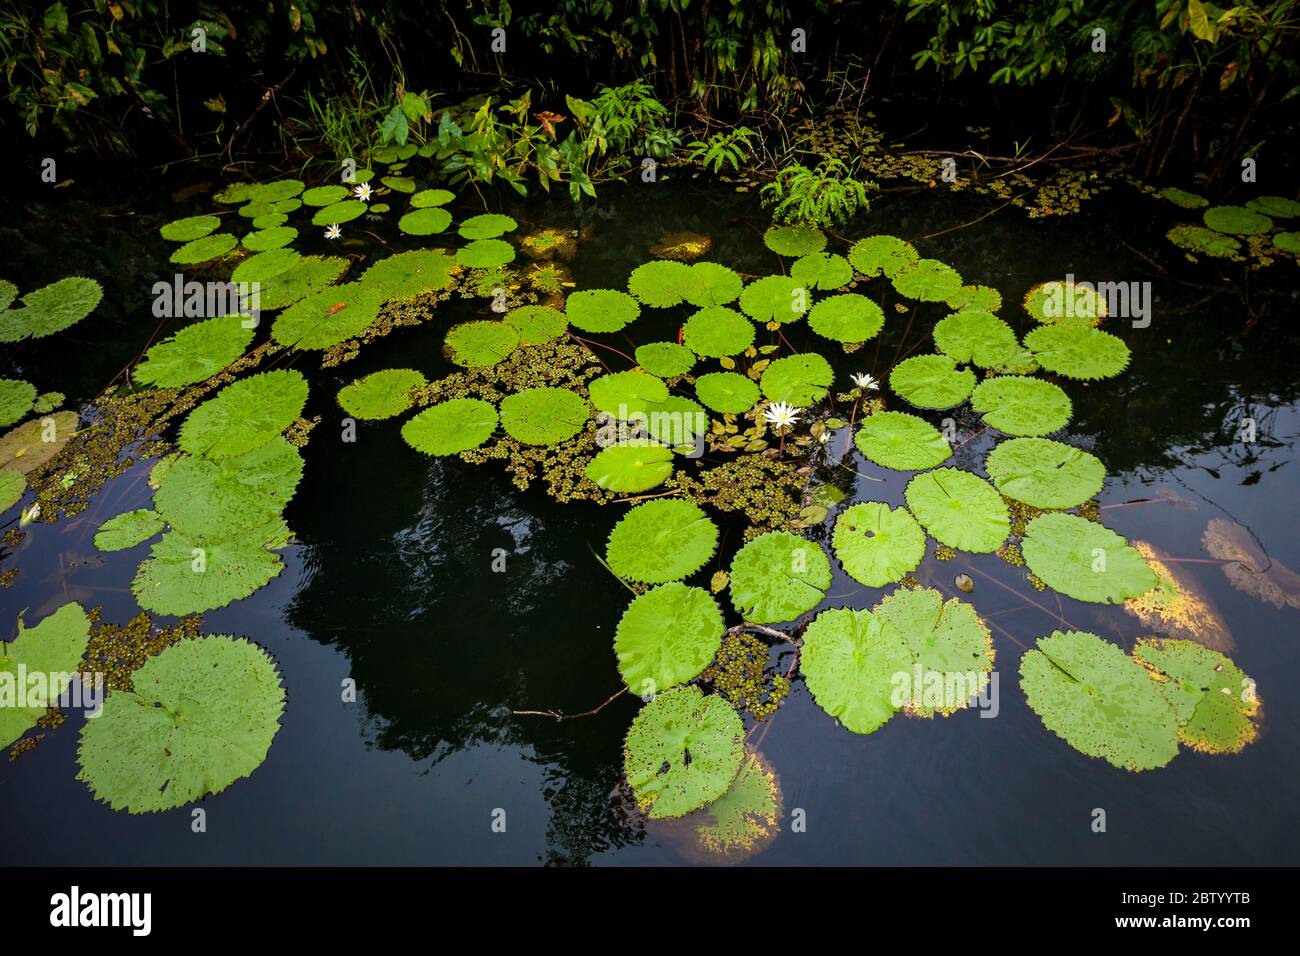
<box><xmin>684</xmin><ymin>127</ymin><xmax>758</xmax><ymax>174</ymax></box>
<box><xmin>761</xmin><ymin>157</ymin><xmax>875</xmax><ymax>228</ymax></box>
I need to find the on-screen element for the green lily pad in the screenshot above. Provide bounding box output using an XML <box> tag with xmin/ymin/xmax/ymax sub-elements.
<box><xmin>628</xmin><ymin>260</ymin><xmax>693</xmax><ymax>308</ymax></box>
<box><xmin>853</xmin><ymin>411</ymin><xmax>951</xmax><ymax>471</ymax></box>
<box><xmin>891</xmin><ymin>258</ymin><xmax>962</xmax><ymax>302</ymax></box>
<box><xmin>76</xmin><ymin>635</ymin><xmax>285</xmax><ymax>812</ymax></box>
<box><xmin>1020</xmin><ymin>630</ymin><xmax>1179</xmax><ymax>771</ymax></box>
<box><xmin>94</xmin><ymin>509</ymin><xmax>165</xmax><ymax>551</ymax></box>
<box><xmin>933</xmin><ymin>310</ymin><xmax>1019</xmax><ymax>367</ymax></box>
<box><xmin>401</xmin><ymin>399</ymin><xmax>498</xmax><ymax>455</ymax></box>
<box><xmin>589</xmin><ymin>371</ymin><xmax>668</xmax><ymax>417</ymax></box>
<box><xmin>683</xmin><ymin>306</ymin><xmax>755</xmax><ymax>357</ymax></box>
<box><xmin>458</xmin><ymin>213</ymin><xmax>517</xmax><ymax>239</ymax></box>
<box><xmin>398</xmin><ymin>207</ymin><xmax>452</xmax><ymax>236</ymax></box>
<box><xmin>1166</xmin><ymin>225</ymin><xmax>1242</xmax><ymax>258</ymax></box>
<box><xmin>1203</xmin><ymin>205</ymin><xmax>1272</xmax><ymax>236</ymax></box>
<box><xmin>1021</xmin><ymin>512</ymin><xmax>1157</xmax><ymax>604</ymax></box>
<box><xmin>728</xmin><ymin>530</ymin><xmax>831</xmax><ymax>623</ymax></box>
<box><xmin>585</xmin><ymin>441</ymin><xmax>673</xmax><ymax>492</ymax></box>
<box><xmin>614</xmin><ymin>583</ymin><xmax>723</xmax><ymax>693</ymax></box>
<box><xmin>607</xmin><ymin>499</ymin><xmax>718</xmax><ymax>584</ymax></box>
<box><xmin>246</xmin><ymin>179</ymin><xmax>304</xmax><ymax>203</ymax></box>
<box><xmin>160</xmin><ymin>215</ymin><xmax>221</xmax><ymax>242</ymax></box>
<box><xmin>905</xmin><ymin>468</ymin><xmax>1010</xmax><ymax>553</ymax></box>
<box><xmin>791</xmin><ymin>252</ymin><xmax>852</xmax><ymax>291</ymax></box>
<box><xmin>1245</xmin><ymin>195</ymin><xmax>1300</xmax><ymax>218</ymax></box>
<box><xmin>311</xmin><ymin>199</ymin><xmax>368</xmax><ymax>226</ymax></box>
<box><xmin>0</xmin><ymin>378</ymin><xmax>36</xmax><ymax>426</ymax></box>
<box><xmin>154</xmin><ymin>438</ymin><xmax>303</xmax><ymax>539</ymax></box>
<box><xmin>0</xmin><ymin>411</ymin><xmax>78</xmax><ymax>473</ymax></box>
<box><xmin>242</xmin><ymin>226</ymin><xmax>298</xmax><ymax>252</ymax></box>
<box><xmin>1</xmin><ymin>603</ymin><xmax>91</xmax><ymax>749</ymax></box>
<box><xmin>946</xmin><ymin>284</ymin><xmax>1003</xmax><ymax>313</ymax></box>
<box><xmin>504</xmin><ymin>305</ymin><xmax>567</xmax><ymax>345</ymax></box>
<box><xmin>301</xmin><ymin>185</ymin><xmax>350</xmax><ymax>206</ymax></box>
<box><xmin>832</xmin><ymin>502</ymin><xmax>926</xmax><ymax>587</ymax></box>
<box><xmin>1271</xmin><ymin>232</ymin><xmax>1300</xmax><ymax>255</ymax></box>
<box><xmin>847</xmin><ymin>235</ymin><xmax>919</xmax><ymax>278</ymax></box>
<box><xmin>169</xmin><ymin>233</ymin><xmax>238</xmax><ymax>265</ymax></box>
<box><xmin>623</xmin><ymin>685</ymin><xmax>744</xmax><ymax>819</ymax></box>
<box><xmin>679</xmin><ymin>262</ymin><xmax>743</xmax><ymax>307</ymax></box>
<box><xmin>565</xmin><ymin>289</ymin><xmax>640</xmax><ymax>333</ymax></box>
<box><xmin>763</xmin><ymin>224</ymin><xmax>827</xmax><ymax>257</ymax></box>
<box><xmin>808</xmin><ymin>293</ymin><xmax>885</xmax><ymax>343</ymax></box>
<box><xmin>338</xmin><ymin>368</ymin><xmax>427</xmax><ymax>420</ymax></box>
<box><xmin>457</xmin><ymin>238</ymin><xmax>516</xmax><ymax>269</ymax></box>
<box><xmin>1133</xmin><ymin>638</ymin><xmax>1259</xmax><ymax>754</ymax></box>
<box><xmin>760</xmin><ymin>353</ymin><xmax>833</xmax><ymax>406</ymax></box>
<box><xmin>1157</xmin><ymin>186</ymin><xmax>1208</xmax><ymax>209</ymax></box>
<box><xmin>272</xmin><ymin>283</ymin><xmax>382</xmax><ymax>349</ymax></box>
<box><xmin>1024</xmin><ymin>324</ymin><xmax>1131</xmax><ymax>380</ymax></box>
<box><xmin>359</xmin><ymin>250</ymin><xmax>457</xmax><ymax>301</ymax></box>
<box><xmin>738</xmin><ymin>275</ymin><xmax>810</xmax><ymax>324</ymax></box>
<box><xmin>131</xmin><ymin>523</ymin><xmax>288</xmax><ymax>616</ymax></box>
<box><xmin>635</xmin><ymin>342</ymin><xmax>695</xmax><ymax>377</ymax></box>
<box><xmin>500</xmin><ymin>387</ymin><xmax>589</xmax><ymax>445</ymax></box>
<box><xmin>695</xmin><ymin>371</ymin><xmax>760</xmax><ymax>414</ymax></box>
<box><xmin>133</xmin><ymin>317</ymin><xmax>255</xmax><ymax>389</ymax></box>
<box><xmin>231</xmin><ymin>249</ymin><xmax>301</xmax><ymax>284</ymax></box>
<box><xmin>873</xmin><ymin>587</ymin><xmax>993</xmax><ymax>716</ymax></box>
<box><xmin>444</xmin><ymin>320</ymin><xmax>521</xmax><ymax>368</ymax></box>
<box><xmin>179</xmin><ymin>370</ymin><xmax>308</xmax><ymax>461</ymax></box>
<box><xmin>0</xmin><ymin>276</ymin><xmax>104</xmax><ymax>341</ymax></box>
<box><xmin>889</xmin><ymin>354</ymin><xmax>975</xmax><ymax>409</ymax></box>
<box><xmin>970</xmin><ymin>375</ymin><xmax>1072</xmax><ymax>436</ymax></box>
<box><xmin>985</xmin><ymin>437</ymin><xmax>1105</xmax><ymax>509</ymax></box>
<box><xmin>1023</xmin><ymin>280</ymin><xmax>1108</xmax><ymax>327</ymax></box>
<box><xmin>411</xmin><ymin>188</ymin><xmax>455</xmax><ymax>208</ymax></box>
<box><xmin>0</xmin><ymin>468</ymin><xmax>25</xmax><ymax>512</ymax></box>
<box><xmin>800</xmin><ymin>606</ymin><xmax>911</xmax><ymax>734</ymax></box>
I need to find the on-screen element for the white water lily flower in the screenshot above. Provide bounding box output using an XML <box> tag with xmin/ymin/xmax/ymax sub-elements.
<box><xmin>352</xmin><ymin>182</ymin><xmax>373</xmax><ymax>202</ymax></box>
<box><xmin>324</xmin><ymin>223</ymin><xmax>342</xmax><ymax>240</ymax></box>
<box><xmin>851</xmin><ymin>372</ymin><xmax>879</xmax><ymax>390</ymax></box>
<box><xmin>763</xmin><ymin>401</ymin><xmax>801</xmax><ymax>430</ymax></box>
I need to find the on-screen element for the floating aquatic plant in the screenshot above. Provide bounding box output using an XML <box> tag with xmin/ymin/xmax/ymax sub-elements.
<box><xmin>1203</xmin><ymin>205</ymin><xmax>1272</xmax><ymax>236</ymax></box>
<box><xmin>358</xmin><ymin>250</ymin><xmax>457</xmax><ymax>301</ymax></box>
<box><xmin>807</xmin><ymin>293</ymin><xmax>885</xmax><ymax>343</ymax></box>
<box><xmin>891</xmin><ymin>258</ymin><xmax>962</xmax><ymax>302</ymax></box>
<box><xmin>695</xmin><ymin>371</ymin><xmax>760</xmax><ymax>414</ymax></box>
<box><xmin>338</xmin><ymin>368</ymin><xmax>427</xmax><ymax>420</ymax></box>
<box><xmin>1124</xmin><ymin>541</ymin><xmax>1232</xmax><ymax>651</ymax></box>
<box><xmin>853</xmin><ymin>410</ymin><xmax>951</xmax><ymax>470</ymax></box>
<box><xmin>679</xmin><ymin>262</ymin><xmax>743</xmax><ymax>307</ymax></box>
<box><xmin>588</xmin><ymin>370</ymin><xmax>668</xmax><ymax>416</ymax></box>
<box><xmin>1133</xmin><ymin>638</ymin><xmax>1258</xmax><ymax>754</ymax></box>
<box><xmin>398</xmin><ymin>207</ymin><xmax>452</xmax><ymax>236</ymax></box>
<box><xmin>614</xmin><ymin>582</ymin><xmax>724</xmax><ymax>692</ymax></box>
<box><xmin>800</xmin><ymin>606</ymin><xmax>912</xmax><ymax>733</ymax></box>
<box><xmin>457</xmin><ymin>238</ymin><xmax>516</xmax><ymax>269</ymax></box>
<box><xmin>245</xmin><ymin>179</ymin><xmax>304</xmax><ymax>203</ymax></box>
<box><xmin>258</xmin><ymin>255</ymin><xmax>349</xmax><ymax>310</ymax></box>
<box><xmin>0</xmin><ymin>276</ymin><xmax>104</xmax><ymax>341</ymax></box>
<box><xmin>131</xmin><ymin>521</ymin><xmax>288</xmax><ymax>616</ymax></box>
<box><xmin>946</xmin><ymin>284</ymin><xmax>1003</xmax><ymax>314</ymax></box>
<box><xmin>0</xmin><ymin>411</ymin><xmax>78</xmax><ymax>473</ymax></box>
<box><xmin>1020</xmin><ymin>629</ymin><xmax>1179</xmax><ymax>771</ymax></box>
<box><xmin>1245</xmin><ymin>195</ymin><xmax>1300</xmax><ymax>218</ymax></box>
<box><xmin>272</xmin><ymin>283</ymin><xmax>383</xmax><ymax>350</ymax></box>
<box><xmin>933</xmin><ymin>310</ymin><xmax>1019</xmax><ymax>367</ymax></box>
<box><xmin>1</xmin><ymin>603</ymin><xmax>90</xmax><ymax>750</ymax></box>
<box><xmin>410</xmin><ymin>188</ymin><xmax>455</xmax><ymax>208</ymax></box>
<box><xmin>458</xmin><ymin>213</ymin><xmax>518</xmax><ymax>239</ymax></box>
<box><xmin>1166</xmin><ymin>224</ymin><xmax>1242</xmax><ymax>258</ymax></box>
<box><xmin>905</xmin><ymin>468</ymin><xmax>1010</xmax><ymax>553</ymax></box>
<box><xmin>889</xmin><ymin>354</ymin><xmax>975</xmax><ymax>409</ymax></box>
<box><xmin>310</xmin><ymin>199</ymin><xmax>367</xmax><ymax>226</ymax></box>
<box><xmin>832</xmin><ymin>501</ymin><xmax>926</xmax><ymax>587</ymax></box>
<box><xmin>685</xmin><ymin>750</ymin><xmax>782</xmax><ymax>861</ymax></box>
<box><xmin>847</xmin><ymin>235</ymin><xmax>918</xmax><ymax>278</ymax></box>
<box><xmin>76</xmin><ymin>635</ymin><xmax>285</xmax><ymax>812</ymax></box>
<box><xmin>502</xmin><ymin>304</ymin><xmax>566</xmax><ymax>345</ymax></box>
<box><xmin>0</xmin><ymin>378</ymin><xmax>36</xmax><ymax>426</ymax></box>
<box><xmin>790</xmin><ymin>252</ymin><xmax>852</xmax><ymax>291</ymax></box>
<box><xmin>444</xmin><ymin>320</ymin><xmax>521</xmax><ymax>368</ymax></box>
<box><xmin>1157</xmin><ymin>186</ymin><xmax>1208</xmax><ymax>209</ymax></box>
<box><xmin>635</xmin><ymin>342</ymin><xmax>695</xmax><ymax>377</ymax></box>
<box><xmin>0</xmin><ymin>467</ymin><xmax>24</xmax><ymax>511</ymax></box>
<box><xmin>607</xmin><ymin>499</ymin><xmax>719</xmax><ymax>584</ymax></box>
<box><xmin>683</xmin><ymin>306</ymin><xmax>755</xmax><ymax>357</ymax></box>
<box><xmin>1272</xmin><ymin>232</ymin><xmax>1300</xmax><ymax>255</ymax></box>
<box><xmin>649</xmin><ymin>231</ymin><xmax>711</xmax><ymax>261</ymax></box>
<box><xmin>179</xmin><ymin>370</ymin><xmax>308</xmax><ymax>460</ymax></box>
<box><xmin>499</xmin><ymin>387</ymin><xmax>589</xmax><ymax>445</ymax></box>
<box><xmin>738</xmin><ymin>275</ymin><xmax>809</xmax><ymax>324</ymax></box>
<box><xmin>623</xmin><ymin>685</ymin><xmax>744</xmax><ymax>819</ymax></box>
<box><xmin>94</xmin><ymin>509</ymin><xmax>165</xmax><ymax>551</ymax></box>
<box><xmin>169</xmin><ymin>233</ymin><xmax>238</xmax><ymax>265</ymax></box>
<box><xmin>1021</xmin><ymin>512</ymin><xmax>1156</xmax><ymax>603</ymax></box>
<box><xmin>565</xmin><ymin>289</ymin><xmax>640</xmax><ymax>333</ymax></box>
<box><xmin>231</xmin><ymin>248</ymin><xmax>301</xmax><ymax>284</ymax></box>
<box><xmin>763</xmin><ymin>224</ymin><xmax>827</xmax><ymax>257</ymax></box>
<box><xmin>1023</xmin><ymin>324</ymin><xmax>1130</xmax><ymax>380</ymax></box>
<box><xmin>585</xmin><ymin>441</ymin><xmax>674</xmax><ymax>492</ymax></box>
<box><xmin>154</xmin><ymin>438</ymin><xmax>303</xmax><ymax>539</ymax></box>
<box><xmin>242</xmin><ymin>226</ymin><xmax>298</xmax><ymax>252</ymax></box>
<box><xmin>970</xmin><ymin>375</ymin><xmax>1072</xmax><ymax>436</ymax></box>
<box><xmin>984</xmin><ymin>437</ymin><xmax>1105</xmax><ymax>509</ymax></box>
<box><xmin>133</xmin><ymin>317</ymin><xmax>254</xmax><ymax>388</ymax></box>
<box><xmin>1022</xmin><ymin>280</ymin><xmax>1108</xmax><ymax>327</ymax></box>
<box><xmin>628</xmin><ymin>260</ymin><xmax>693</xmax><ymax>308</ymax></box>
<box><xmin>159</xmin><ymin>215</ymin><xmax>220</xmax><ymax>242</ymax></box>
<box><xmin>760</xmin><ymin>353</ymin><xmax>833</xmax><ymax>406</ymax></box>
<box><xmin>301</xmin><ymin>185</ymin><xmax>350</xmax><ymax>206</ymax></box>
<box><xmin>728</xmin><ymin>530</ymin><xmax>831</xmax><ymax>623</ymax></box>
<box><xmin>380</xmin><ymin>175</ymin><xmax>415</xmax><ymax>193</ymax></box>
<box><xmin>401</xmin><ymin>398</ymin><xmax>499</xmax><ymax>455</ymax></box>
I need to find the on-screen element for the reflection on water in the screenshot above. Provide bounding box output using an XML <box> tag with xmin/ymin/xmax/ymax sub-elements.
<box><xmin>2</xmin><ymin>169</ymin><xmax>1299</xmax><ymax>865</ymax></box>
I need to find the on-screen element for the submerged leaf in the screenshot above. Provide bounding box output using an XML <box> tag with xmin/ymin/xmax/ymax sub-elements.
<box><xmin>1124</xmin><ymin>541</ymin><xmax>1233</xmax><ymax>651</ymax></box>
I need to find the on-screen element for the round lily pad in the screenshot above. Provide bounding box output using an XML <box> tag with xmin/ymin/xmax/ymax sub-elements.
<box><xmin>628</xmin><ymin>260</ymin><xmax>693</xmax><ymax>308</ymax></box>
<box><xmin>1167</xmin><ymin>224</ymin><xmax>1242</xmax><ymax>258</ymax></box>
<box><xmin>607</xmin><ymin>499</ymin><xmax>719</xmax><ymax>584</ymax></box>
<box><xmin>1203</xmin><ymin>205</ymin><xmax>1272</xmax><ymax>236</ymax></box>
<box><xmin>728</xmin><ymin>530</ymin><xmax>831</xmax><ymax>623</ymax></box>
<box><xmin>411</xmin><ymin>188</ymin><xmax>455</xmax><ymax>208</ymax></box>
<box><xmin>985</xmin><ymin>437</ymin><xmax>1105</xmax><ymax>509</ymax></box>
<box><xmin>683</xmin><ymin>306</ymin><xmax>755</xmax><ymax>357</ymax></box>
<box><xmin>1023</xmin><ymin>324</ymin><xmax>1131</xmax><ymax>380</ymax></box>
<box><xmin>889</xmin><ymin>354</ymin><xmax>975</xmax><ymax>409</ymax></box>
<box><xmin>504</xmin><ymin>304</ymin><xmax>567</xmax><ymax>344</ymax></box>
<box><xmin>258</xmin><ymin>255</ymin><xmax>349</xmax><ymax>311</ymax></box>
<box><xmin>874</xmin><ymin>587</ymin><xmax>993</xmax><ymax>716</ymax></box>
<box><xmin>398</xmin><ymin>207</ymin><xmax>453</xmax><ymax>236</ymax></box>
<box><xmin>241</xmin><ymin>226</ymin><xmax>298</xmax><ymax>252</ymax></box>
<box><xmin>444</xmin><ymin>320</ymin><xmax>521</xmax><ymax>368</ymax></box>
<box><xmin>499</xmin><ymin>387</ymin><xmax>589</xmax><ymax>445</ymax></box>
<box><xmin>338</xmin><ymin>368</ymin><xmax>427</xmax><ymax>420</ymax></box>
<box><xmin>179</xmin><ymin>370</ymin><xmax>308</xmax><ymax>460</ymax></box>
<box><xmin>232</xmin><ymin>248</ymin><xmax>301</xmax><ymax>284</ymax></box>
<box><xmin>566</xmin><ymin>289</ymin><xmax>640</xmax><ymax>333</ymax></box>
<box><xmin>738</xmin><ymin>275</ymin><xmax>809</xmax><ymax>324</ymax></box>
<box><xmin>933</xmin><ymin>310</ymin><xmax>1019</xmax><ymax>367</ymax></box>
<box><xmin>760</xmin><ymin>353</ymin><xmax>833</xmax><ymax>406</ymax></box>
<box><xmin>131</xmin><ymin>524</ymin><xmax>288</xmax><ymax>615</ymax></box>
<box><xmin>800</xmin><ymin>606</ymin><xmax>911</xmax><ymax>734</ymax></box>
<box><xmin>170</xmin><ymin>233</ymin><xmax>238</xmax><ymax>265</ymax></box>
<box><xmin>808</xmin><ymin>293</ymin><xmax>885</xmax><ymax>343</ymax></box>
<box><xmin>1023</xmin><ymin>281</ymin><xmax>1108</xmax><ymax>327</ymax></box>
<box><xmin>1021</xmin><ymin>512</ymin><xmax>1157</xmax><ymax>603</ymax></box>
<box><xmin>133</xmin><ymin>317</ymin><xmax>255</xmax><ymax>388</ymax></box>
<box><xmin>614</xmin><ymin>583</ymin><xmax>723</xmax><ymax>692</ymax></box>
<box><xmin>853</xmin><ymin>411</ymin><xmax>951</xmax><ymax>471</ymax></box>
<box><xmin>0</xmin><ymin>379</ymin><xmax>36</xmax><ymax>426</ymax></box>
<box><xmin>892</xmin><ymin>258</ymin><xmax>962</xmax><ymax>301</ymax></box>
<box><xmin>1</xmin><ymin>604</ymin><xmax>92</xmax><ymax>749</ymax></box>
<box><xmin>271</xmin><ymin>283</ymin><xmax>382</xmax><ymax>349</ymax></box>
<box><xmin>847</xmin><ymin>235</ymin><xmax>919</xmax><ymax>278</ymax></box>
<box><xmin>301</xmin><ymin>185</ymin><xmax>350</xmax><ymax>206</ymax></box>
<box><xmin>359</xmin><ymin>250</ymin><xmax>456</xmax><ymax>301</ymax></box>
<box><xmin>832</xmin><ymin>502</ymin><xmax>926</xmax><ymax>587</ymax></box>
<box><xmin>311</xmin><ymin>199</ymin><xmax>367</xmax><ymax>226</ymax></box>
<box><xmin>160</xmin><ymin>215</ymin><xmax>221</xmax><ymax>242</ymax></box>
<box><xmin>905</xmin><ymin>468</ymin><xmax>1010</xmax><ymax>553</ymax></box>
<box><xmin>970</xmin><ymin>375</ymin><xmax>1072</xmax><ymax>436</ymax></box>
<box><xmin>458</xmin><ymin>213</ymin><xmax>517</xmax><ymax>239</ymax></box>
<box><xmin>457</xmin><ymin>238</ymin><xmax>516</xmax><ymax>269</ymax></box>
<box><xmin>763</xmin><ymin>224</ymin><xmax>827</xmax><ymax>257</ymax></box>
<box><xmin>585</xmin><ymin>441</ymin><xmax>673</xmax><ymax>492</ymax></box>
<box><xmin>589</xmin><ymin>371</ymin><xmax>668</xmax><ymax>417</ymax></box>
<box><xmin>791</xmin><ymin>252</ymin><xmax>852</xmax><ymax>291</ymax></box>
<box><xmin>636</xmin><ymin>342</ymin><xmax>695</xmax><ymax>377</ymax></box>
<box><xmin>695</xmin><ymin>371</ymin><xmax>760</xmax><ymax>414</ymax></box>
<box><xmin>401</xmin><ymin>398</ymin><xmax>498</xmax><ymax>455</ymax></box>
<box><xmin>1133</xmin><ymin>638</ymin><xmax>1259</xmax><ymax>754</ymax></box>
<box><xmin>679</xmin><ymin>262</ymin><xmax>743</xmax><ymax>307</ymax></box>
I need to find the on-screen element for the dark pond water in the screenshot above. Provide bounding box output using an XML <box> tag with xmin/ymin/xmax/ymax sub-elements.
<box><xmin>2</xmin><ymin>163</ymin><xmax>1299</xmax><ymax>865</ymax></box>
